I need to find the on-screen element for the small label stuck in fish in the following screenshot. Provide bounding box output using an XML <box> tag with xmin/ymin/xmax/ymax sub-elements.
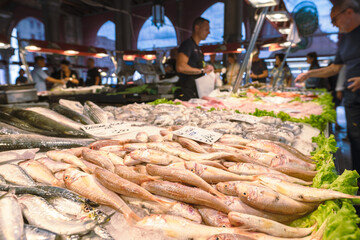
<box><xmin>81</xmin><ymin>122</ymin><xmax>140</xmax><ymax>137</ymax></box>
<box><xmin>173</xmin><ymin>126</ymin><xmax>222</xmax><ymax>144</ymax></box>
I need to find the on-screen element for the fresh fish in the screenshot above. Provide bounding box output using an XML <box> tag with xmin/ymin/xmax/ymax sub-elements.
<box><xmin>93</xmin><ymin>226</ymin><xmax>114</xmax><ymax>240</ymax></box>
<box><xmin>0</xmin><ymin>164</ymin><xmax>36</xmax><ymax>186</ymax></box>
<box><xmin>228</xmin><ymin>163</ymin><xmax>312</xmax><ymax>185</ymax></box>
<box><xmin>175</xmin><ymin>136</ymin><xmax>208</xmax><ymax>153</ymax></box>
<box><xmin>197</xmin><ymin>206</ymin><xmax>232</xmax><ymax>227</ymax></box>
<box><xmin>62</xmin><ymin>147</ymin><xmax>88</xmax><ymax>157</ymax></box>
<box><xmin>185</xmin><ymin>162</ymin><xmax>255</xmax><ymax>184</ymax></box>
<box><xmin>275</xmin><ymin>141</ymin><xmax>314</xmax><ymax>163</ymax></box>
<box><xmin>95</xmin><ymin>150</ymin><xmax>124</xmax><ymax>165</ymax></box>
<box><xmin>47</xmin><ymin>150</ymin><xmax>91</xmax><ymax>173</ymax></box>
<box><xmin>24</xmin><ymin>224</ymin><xmax>57</xmax><ymax>240</ymax></box>
<box><xmin>27</xmin><ymin>107</ymin><xmax>85</xmax><ymax>130</ymax></box>
<box><xmin>216</xmin><ymin>181</ymin><xmax>248</xmax><ymax>196</ymax></box>
<box><xmin>228</xmin><ymin>212</ymin><xmax>315</xmax><ymax>238</ymax></box>
<box><xmin>94</xmin><ymin>167</ymin><xmax>170</xmax><ymax>205</ymax></box>
<box><xmin>0</xmin><ymin>176</ymin><xmax>6</xmax><ymax>185</ymax></box>
<box><xmin>258</xmin><ymin>175</ymin><xmax>360</xmax><ymax>202</ymax></box>
<box><xmin>123</xmin><ymin>155</ymin><xmax>142</xmax><ymax>166</ymax></box>
<box><xmin>52</xmin><ymin>104</ymin><xmax>95</xmax><ymax>125</ymax></box>
<box><xmin>236</xmin><ymin>182</ymin><xmax>318</xmax><ymax>215</ymax></box>
<box><xmin>54</xmin><ymin>171</ymin><xmax>65</xmax><ymax>182</ymax></box>
<box><xmin>125</xmin><ymin>195</ymin><xmax>201</xmax><ymax>222</ymax></box>
<box><xmin>11</xmin><ymin>109</ymin><xmax>91</xmax><ymax>138</ymax></box>
<box><xmin>148</xmin><ymin>135</ymin><xmax>164</xmax><ymax>142</ymax></box>
<box><xmin>19</xmin><ymin>194</ymin><xmax>97</xmax><ymax>235</ymax></box>
<box><xmin>270</xmin><ymin>157</ymin><xmax>317</xmax><ymax>181</ymax></box>
<box><xmin>0</xmin><ymin>192</ymin><xmax>25</xmax><ymax>240</ymax></box>
<box><xmin>89</xmin><ymin>140</ymin><xmax>128</xmax><ymax>150</ymax></box>
<box><xmin>63</xmin><ymin>168</ymin><xmax>140</xmax><ymax>222</ymax></box>
<box><xmin>205</xmin><ymin>143</ymin><xmax>257</xmax><ymax>164</ymax></box>
<box><xmin>98</xmin><ymin>144</ymin><xmax>125</xmax><ymax>152</ymax></box>
<box><xmin>59</xmin><ymin>99</ymin><xmax>84</xmax><ymax>114</ymax></box>
<box><xmin>115</xmin><ymin>164</ymin><xmax>160</xmax><ymax>185</ymax></box>
<box><xmin>136</xmin><ymin>214</ymin><xmax>248</xmax><ymax>240</ymax></box>
<box><xmin>221</xmin><ymin>196</ymin><xmax>300</xmax><ymax>223</ymax></box>
<box><xmin>0</xmin><ymin>148</ymin><xmax>39</xmax><ymax>164</ymax></box>
<box><xmin>136</xmin><ymin>131</ymin><xmax>149</xmax><ymax>143</ymax></box>
<box><xmin>146</xmin><ymin>164</ymin><xmax>225</xmax><ymax>198</ymax></box>
<box><xmin>0</xmin><ymin>111</ymin><xmax>59</xmax><ymax>137</ymax></box>
<box><xmin>218</xmin><ymin>134</ymin><xmax>251</xmax><ymax>145</ymax></box>
<box><xmin>129</xmin><ymin>149</ymin><xmax>183</xmax><ymax>165</ymax></box>
<box><xmin>0</xmin><ymin>121</ymin><xmax>32</xmax><ymax>135</ymax></box>
<box><xmin>0</xmin><ymin>134</ymin><xmax>94</xmax><ymax>152</ymax></box>
<box><xmin>81</xmin><ymin>158</ymin><xmax>101</xmax><ymax>173</ymax></box>
<box><xmin>207</xmin><ymin>233</ymin><xmax>255</xmax><ymax>240</ymax></box>
<box><xmin>84</xmin><ymin>101</ymin><xmax>108</xmax><ymax>124</ymax></box>
<box><xmin>141</xmin><ymin>180</ymin><xmax>232</xmax><ymax>213</ymax></box>
<box><xmin>37</xmin><ymin>157</ymin><xmax>75</xmax><ymax>173</ymax></box>
<box><xmin>82</xmin><ymin>148</ymin><xmax>115</xmax><ymax>172</ymax></box>
<box><xmin>19</xmin><ymin>159</ymin><xmax>64</xmax><ymax>187</ymax></box>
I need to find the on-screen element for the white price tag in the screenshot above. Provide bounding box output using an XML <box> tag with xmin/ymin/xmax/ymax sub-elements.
<box><xmin>173</xmin><ymin>126</ymin><xmax>222</xmax><ymax>144</ymax></box>
<box><xmin>81</xmin><ymin>122</ymin><xmax>139</xmax><ymax>137</ymax></box>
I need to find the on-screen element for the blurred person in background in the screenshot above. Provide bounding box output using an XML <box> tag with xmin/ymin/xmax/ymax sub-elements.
<box><xmin>208</xmin><ymin>54</ymin><xmax>223</xmax><ymax>73</ymax></box>
<box><xmin>305</xmin><ymin>52</ymin><xmax>328</xmax><ymax>89</ymax></box>
<box><xmin>250</xmin><ymin>52</ymin><xmax>268</xmax><ymax>83</ymax></box>
<box><xmin>86</xmin><ymin>58</ymin><xmax>101</xmax><ymax>86</ymax></box>
<box><xmin>176</xmin><ymin>17</ymin><xmax>214</xmax><ymax>100</ymax></box>
<box><xmin>52</xmin><ymin>60</ymin><xmax>80</xmax><ymax>88</ymax></box>
<box><xmin>295</xmin><ymin>0</ymin><xmax>360</xmax><ymax>172</ymax></box>
<box><xmin>270</xmin><ymin>53</ymin><xmax>293</xmax><ymax>88</ymax></box>
<box><xmin>15</xmin><ymin>69</ymin><xmax>27</xmax><ymax>84</ymax></box>
<box><xmin>226</xmin><ymin>53</ymin><xmax>240</xmax><ymax>86</ymax></box>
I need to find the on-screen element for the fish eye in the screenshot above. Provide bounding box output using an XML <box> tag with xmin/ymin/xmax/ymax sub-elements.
<box><xmin>243</xmin><ymin>192</ymin><xmax>247</xmax><ymax>196</ymax></box>
<box><xmin>224</xmin><ymin>184</ymin><xmax>227</xmax><ymax>188</ymax></box>
<box><xmin>64</xmin><ymin>176</ymin><xmax>68</xmax><ymax>180</ymax></box>
<box><xmin>216</xmin><ymin>237</ymin><xmax>220</xmax><ymax>240</ymax></box>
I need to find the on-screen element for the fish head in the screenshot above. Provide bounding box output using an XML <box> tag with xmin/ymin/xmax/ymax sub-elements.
<box><xmin>235</xmin><ymin>183</ymin><xmax>260</xmax><ymax>202</ymax></box>
<box><xmin>269</xmin><ymin>154</ymin><xmax>288</xmax><ymax>168</ymax></box>
<box><xmin>184</xmin><ymin>162</ymin><xmax>205</xmax><ymax>176</ymax></box>
<box><xmin>63</xmin><ymin>168</ymin><xmax>86</xmax><ymax>186</ymax></box>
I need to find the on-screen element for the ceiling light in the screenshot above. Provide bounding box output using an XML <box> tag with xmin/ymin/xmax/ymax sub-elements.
<box><xmin>123</xmin><ymin>55</ymin><xmax>136</xmax><ymax>61</ymax></box>
<box><xmin>278</xmin><ymin>27</ymin><xmax>291</xmax><ymax>35</ymax></box>
<box><xmin>266</xmin><ymin>11</ymin><xmax>290</xmax><ymax>22</ymax></box>
<box><xmin>237</xmin><ymin>48</ymin><xmax>245</xmax><ymax>52</ymax></box>
<box><xmin>152</xmin><ymin>0</ymin><xmax>165</xmax><ymax>29</ymax></box>
<box><xmin>95</xmin><ymin>53</ymin><xmax>108</xmax><ymax>58</ymax></box>
<box><xmin>0</xmin><ymin>42</ymin><xmax>10</xmax><ymax>49</ymax></box>
<box><xmin>25</xmin><ymin>45</ymin><xmax>41</xmax><ymax>51</ymax></box>
<box><xmin>64</xmin><ymin>50</ymin><xmax>79</xmax><ymax>55</ymax></box>
<box><xmin>279</xmin><ymin>41</ymin><xmax>296</xmax><ymax>47</ymax></box>
<box><xmin>248</xmin><ymin>0</ymin><xmax>279</xmax><ymax>8</ymax></box>
<box><xmin>143</xmin><ymin>54</ymin><xmax>156</xmax><ymax>60</ymax></box>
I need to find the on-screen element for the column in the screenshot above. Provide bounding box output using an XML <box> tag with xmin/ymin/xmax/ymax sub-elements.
<box><xmin>0</xmin><ymin>48</ymin><xmax>15</xmax><ymax>84</ymax></box>
<box><xmin>224</xmin><ymin>0</ymin><xmax>244</xmax><ymax>43</ymax></box>
<box><xmin>41</xmin><ymin>0</ymin><xmax>62</xmax><ymax>42</ymax></box>
<box><xmin>114</xmin><ymin>0</ymin><xmax>132</xmax><ymax>51</ymax></box>
<box><xmin>176</xmin><ymin>0</ymin><xmax>184</xmax><ymax>43</ymax></box>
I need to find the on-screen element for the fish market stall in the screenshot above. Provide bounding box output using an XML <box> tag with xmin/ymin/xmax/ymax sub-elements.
<box><xmin>0</xmin><ymin>94</ymin><xmax>358</xmax><ymax>239</ymax></box>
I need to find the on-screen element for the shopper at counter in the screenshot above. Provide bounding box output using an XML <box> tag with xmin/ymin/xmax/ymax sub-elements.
<box><xmin>295</xmin><ymin>0</ymin><xmax>360</xmax><ymax>172</ymax></box>
<box><xmin>52</xmin><ymin>60</ymin><xmax>80</xmax><ymax>88</ymax></box>
<box><xmin>250</xmin><ymin>52</ymin><xmax>268</xmax><ymax>83</ymax></box>
<box><xmin>209</xmin><ymin>54</ymin><xmax>223</xmax><ymax>73</ymax></box>
<box><xmin>86</xmin><ymin>58</ymin><xmax>101</xmax><ymax>86</ymax></box>
<box><xmin>226</xmin><ymin>53</ymin><xmax>240</xmax><ymax>86</ymax></box>
<box><xmin>270</xmin><ymin>53</ymin><xmax>293</xmax><ymax>88</ymax></box>
<box><xmin>305</xmin><ymin>52</ymin><xmax>327</xmax><ymax>89</ymax></box>
<box><xmin>176</xmin><ymin>17</ymin><xmax>214</xmax><ymax>100</ymax></box>
<box><xmin>31</xmin><ymin>56</ymin><xmax>68</xmax><ymax>92</ymax></box>
<box><xmin>15</xmin><ymin>69</ymin><xmax>27</xmax><ymax>84</ymax></box>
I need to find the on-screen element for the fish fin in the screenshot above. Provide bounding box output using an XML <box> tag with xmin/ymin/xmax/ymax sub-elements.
<box><xmin>125</xmin><ymin>212</ymin><xmax>142</xmax><ymax>225</ymax></box>
<box><xmin>311</xmin><ymin>219</ymin><xmax>328</xmax><ymax>240</ymax></box>
<box><xmin>98</xmin><ymin>210</ymin><xmax>116</xmax><ymax>224</ymax></box>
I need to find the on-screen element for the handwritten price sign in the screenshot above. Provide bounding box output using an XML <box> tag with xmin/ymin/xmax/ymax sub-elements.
<box><xmin>173</xmin><ymin>126</ymin><xmax>222</xmax><ymax>144</ymax></box>
<box><xmin>81</xmin><ymin>122</ymin><xmax>139</xmax><ymax>137</ymax></box>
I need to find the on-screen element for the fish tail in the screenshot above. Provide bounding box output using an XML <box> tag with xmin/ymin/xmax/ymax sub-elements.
<box><xmin>211</xmin><ymin>189</ymin><xmax>227</xmax><ymax>199</ymax></box>
<box><xmin>155</xmin><ymin>197</ymin><xmax>176</xmax><ymax>208</ymax></box>
<box><xmin>125</xmin><ymin>212</ymin><xmax>142</xmax><ymax>225</ymax></box>
<box><xmin>311</xmin><ymin>219</ymin><xmax>328</xmax><ymax>240</ymax></box>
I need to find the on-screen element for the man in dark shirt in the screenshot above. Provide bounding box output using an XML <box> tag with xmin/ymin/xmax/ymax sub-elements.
<box><xmin>15</xmin><ymin>69</ymin><xmax>28</xmax><ymax>84</ymax></box>
<box><xmin>176</xmin><ymin>17</ymin><xmax>214</xmax><ymax>100</ymax></box>
<box><xmin>250</xmin><ymin>52</ymin><xmax>268</xmax><ymax>83</ymax></box>
<box><xmin>86</xmin><ymin>58</ymin><xmax>101</xmax><ymax>86</ymax></box>
<box><xmin>295</xmin><ymin>0</ymin><xmax>360</xmax><ymax>172</ymax></box>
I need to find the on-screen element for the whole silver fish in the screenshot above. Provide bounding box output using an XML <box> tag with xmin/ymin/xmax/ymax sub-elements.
<box><xmin>52</xmin><ymin>104</ymin><xmax>95</xmax><ymax>125</ymax></box>
<box><xmin>0</xmin><ymin>164</ymin><xmax>36</xmax><ymax>186</ymax></box>
<box><xmin>84</xmin><ymin>101</ymin><xmax>108</xmax><ymax>124</ymax></box>
<box><xmin>19</xmin><ymin>194</ymin><xmax>97</xmax><ymax>235</ymax></box>
<box><xmin>24</xmin><ymin>224</ymin><xmax>57</xmax><ymax>240</ymax></box>
<box><xmin>0</xmin><ymin>192</ymin><xmax>25</xmax><ymax>240</ymax></box>
<box><xmin>0</xmin><ymin>121</ymin><xmax>32</xmax><ymax>135</ymax></box>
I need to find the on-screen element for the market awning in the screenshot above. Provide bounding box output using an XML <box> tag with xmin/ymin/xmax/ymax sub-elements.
<box><xmin>21</xmin><ymin>39</ymin><xmax>108</xmax><ymax>58</ymax></box>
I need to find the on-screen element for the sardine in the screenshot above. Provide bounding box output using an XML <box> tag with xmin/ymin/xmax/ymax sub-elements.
<box><xmin>0</xmin><ymin>121</ymin><xmax>32</xmax><ymax>135</ymax></box>
<box><xmin>197</xmin><ymin>206</ymin><xmax>232</xmax><ymax>227</ymax></box>
<box><xmin>27</xmin><ymin>107</ymin><xmax>85</xmax><ymax>130</ymax></box>
<box><xmin>146</xmin><ymin>164</ymin><xmax>225</xmax><ymax>198</ymax></box>
<box><xmin>63</xmin><ymin>168</ymin><xmax>140</xmax><ymax>222</ymax></box>
<box><xmin>141</xmin><ymin>180</ymin><xmax>232</xmax><ymax>213</ymax></box>
<box><xmin>52</xmin><ymin>104</ymin><xmax>95</xmax><ymax>125</ymax></box>
<box><xmin>82</xmin><ymin>148</ymin><xmax>115</xmax><ymax>172</ymax></box>
<box><xmin>0</xmin><ymin>192</ymin><xmax>25</xmax><ymax>240</ymax></box>
<box><xmin>236</xmin><ymin>182</ymin><xmax>318</xmax><ymax>215</ymax></box>
<box><xmin>123</xmin><ymin>195</ymin><xmax>202</xmax><ymax>223</ymax></box>
<box><xmin>0</xmin><ymin>164</ymin><xmax>36</xmax><ymax>186</ymax></box>
<box><xmin>115</xmin><ymin>164</ymin><xmax>160</xmax><ymax>185</ymax></box>
<box><xmin>47</xmin><ymin>150</ymin><xmax>91</xmax><ymax>173</ymax></box>
<box><xmin>19</xmin><ymin>159</ymin><xmax>64</xmax><ymax>187</ymax></box>
<box><xmin>94</xmin><ymin>167</ymin><xmax>170</xmax><ymax>205</ymax></box>
<box><xmin>129</xmin><ymin>149</ymin><xmax>183</xmax><ymax>165</ymax></box>
<box><xmin>11</xmin><ymin>109</ymin><xmax>91</xmax><ymax>138</ymax></box>
<box><xmin>136</xmin><ymin>214</ymin><xmax>248</xmax><ymax>240</ymax></box>
<box><xmin>185</xmin><ymin>162</ymin><xmax>255</xmax><ymax>184</ymax></box>
<box><xmin>258</xmin><ymin>175</ymin><xmax>360</xmax><ymax>202</ymax></box>
<box><xmin>84</xmin><ymin>101</ymin><xmax>108</xmax><ymax>124</ymax></box>
<box><xmin>19</xmin><ymin>194</ymin><xmax>97</xmax><ymax>235</ymax></box>
<box><xmin>228</xmin><ymin>212</ymin><xmax>315</xmax><ymax>238</ymax></box>
<box><xmin>37</xmin><ymin>157</ymin><xmax>75</xmax><ymax>173</ymax></box>
<box><xmin>175</xmin><ymin>136</ymin><xmax>208</xmax><ymax>153</ymax></box>
<box><xmin>24</xmin><ymin>224</ymin><xmax>57</xmax><ymax>240</ymax></box>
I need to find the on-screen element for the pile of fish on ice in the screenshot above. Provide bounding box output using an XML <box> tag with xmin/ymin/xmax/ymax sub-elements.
<box><xmin>1</xmin><ymin>130</ymin><xmax>359</xmax><ymax>239</ymax></box>
<box><xmin>104</xmin><ymin>103</ymin><xmax>319</xmax><ymax>154</ymax></box>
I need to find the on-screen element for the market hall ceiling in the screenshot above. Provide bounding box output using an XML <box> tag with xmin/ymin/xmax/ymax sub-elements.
<box><xmin>0</xmin><ymin>0</ymin><xmax>169</xmax><ymax>16</ymax></box>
